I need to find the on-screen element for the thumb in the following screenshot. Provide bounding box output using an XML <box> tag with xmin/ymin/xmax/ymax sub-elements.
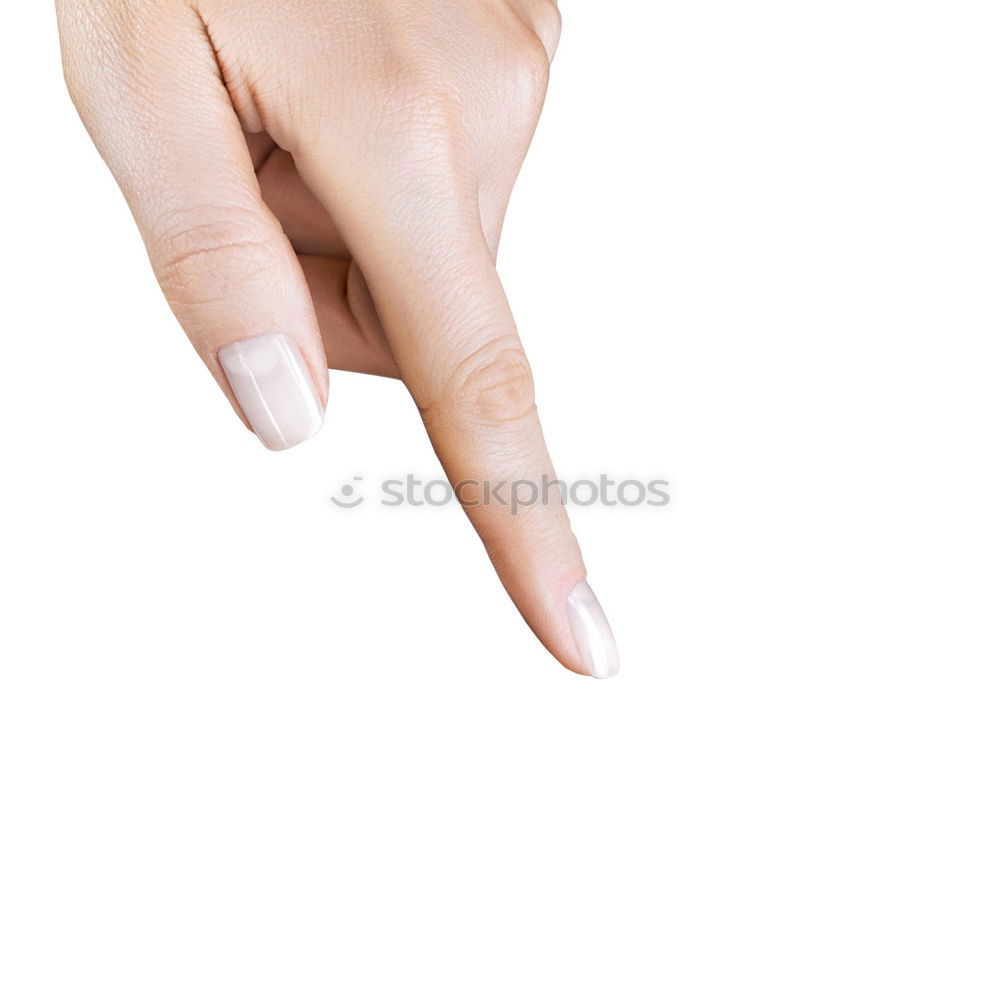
<box><xmin>59</xmin><ymin>5</ymin><xmax>327</xmax><ymax>451</ymax></box>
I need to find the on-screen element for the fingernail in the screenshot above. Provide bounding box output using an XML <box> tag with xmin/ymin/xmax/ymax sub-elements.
<box><xmin>218</xmin><ymin>334</ymin><xmax>324</xmax><ymax>451</ymax></box>
<box><xmin>566</xmin><ymin>581</ymin><xmax>620</xmax><ymax>679</ymax></box>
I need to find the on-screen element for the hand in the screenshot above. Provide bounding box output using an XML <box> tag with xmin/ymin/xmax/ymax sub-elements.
<box><xmin>56</xmin><ymin>0</ymin><xmax>619</xmax><ymax>678</ymax></box>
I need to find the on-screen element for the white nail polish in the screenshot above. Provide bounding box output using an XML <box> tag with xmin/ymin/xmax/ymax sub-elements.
<box><xmin>218</xmin><ymin>334</ymin><xmax>324</xmax><ymax>451</ymax></box>
<box><xmin>567</xmin><ymin>581</ymin><xmax>620</xmax><ymax>679</ymax></box>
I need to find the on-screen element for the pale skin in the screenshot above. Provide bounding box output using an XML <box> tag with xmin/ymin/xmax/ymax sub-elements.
<box><xmin>57</xmin><ymin>0</ymin><xmax>617</xmax><ymax>677</ymax></box>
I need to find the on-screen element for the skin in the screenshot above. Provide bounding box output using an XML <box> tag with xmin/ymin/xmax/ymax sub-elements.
<box><xmin>56</xmin><ymin>0</ymin><xmax>594</xmax><ymax>676</ymax></box>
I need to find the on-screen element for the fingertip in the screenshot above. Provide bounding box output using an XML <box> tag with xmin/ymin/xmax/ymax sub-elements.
<box><xmin>565</xmin><ymin>580</ymin><xmax>621</xmax><ymax>679</ymax></box>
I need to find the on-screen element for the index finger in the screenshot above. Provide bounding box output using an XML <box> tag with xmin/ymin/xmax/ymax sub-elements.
<box><xmin>299</xmin><ymin>159</ymin><xmax>619</xmax><ymax>678</ymax></box>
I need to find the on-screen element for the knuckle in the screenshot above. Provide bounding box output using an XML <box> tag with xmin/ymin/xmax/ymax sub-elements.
<box><xmin>542</xmin><ymin>0</ymin><xmax>564</xmax><ymax>34</ymax></box>
<box><xmin>371</xmin><ymin>59</ymin><xmax>467</xmax><ymax>172</ymax></box>
<box><xmin>503</xmin><ymin>21</ymin><xmax>552</xmax><ymax>108</ymax></box>
<box><xmin>529</xmin><ymin>1</ymin><xmax>562</xmax><ymax>59</ymax></box>
<box><xmin>440</xmin><ymin>340</ymin><xmax>537</xmax><ymax>428</ymax></box>
<box><xmin>154</xmin><ymin>213</ymin><xmax>277</xmax><ymax>304</ymax></box>
<box><xmin>382</xmin><ymin>55</ymin><xmax>460</xmax><ymax>128</ymax></box>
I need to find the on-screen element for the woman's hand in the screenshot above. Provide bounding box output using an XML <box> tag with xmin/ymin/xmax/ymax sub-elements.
<box><xmin>56</xmin><ymin>0</ymin><xmax>619</xmax><ymax>678</ymax></box>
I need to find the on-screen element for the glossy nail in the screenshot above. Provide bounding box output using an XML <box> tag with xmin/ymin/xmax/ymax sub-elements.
<box><xmin>567</xmin><ymin>581</ymin><xmax>620</xmax><ymax>679</ymax></box>
<box><xmin>218</xmin><ymin>334</ymin><xmax>324</xmax><ymax>451</ymax></box>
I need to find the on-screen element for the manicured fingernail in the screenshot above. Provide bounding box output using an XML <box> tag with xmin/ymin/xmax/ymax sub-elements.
<box><xmin>567</xmin><ymin>581</ymin><xmax>620</xmax><ymax>679</ymax></box>
<box><xmin>218</xmin><ymin>334</ymin><xmax>324</xmax><ymax>451</ymax></box>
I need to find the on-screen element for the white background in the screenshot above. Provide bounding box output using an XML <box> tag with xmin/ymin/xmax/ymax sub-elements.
<box><xmin>2</xmin><ymin>2</ymin><xmax>998</xmax><ymax>987</ymax></box>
